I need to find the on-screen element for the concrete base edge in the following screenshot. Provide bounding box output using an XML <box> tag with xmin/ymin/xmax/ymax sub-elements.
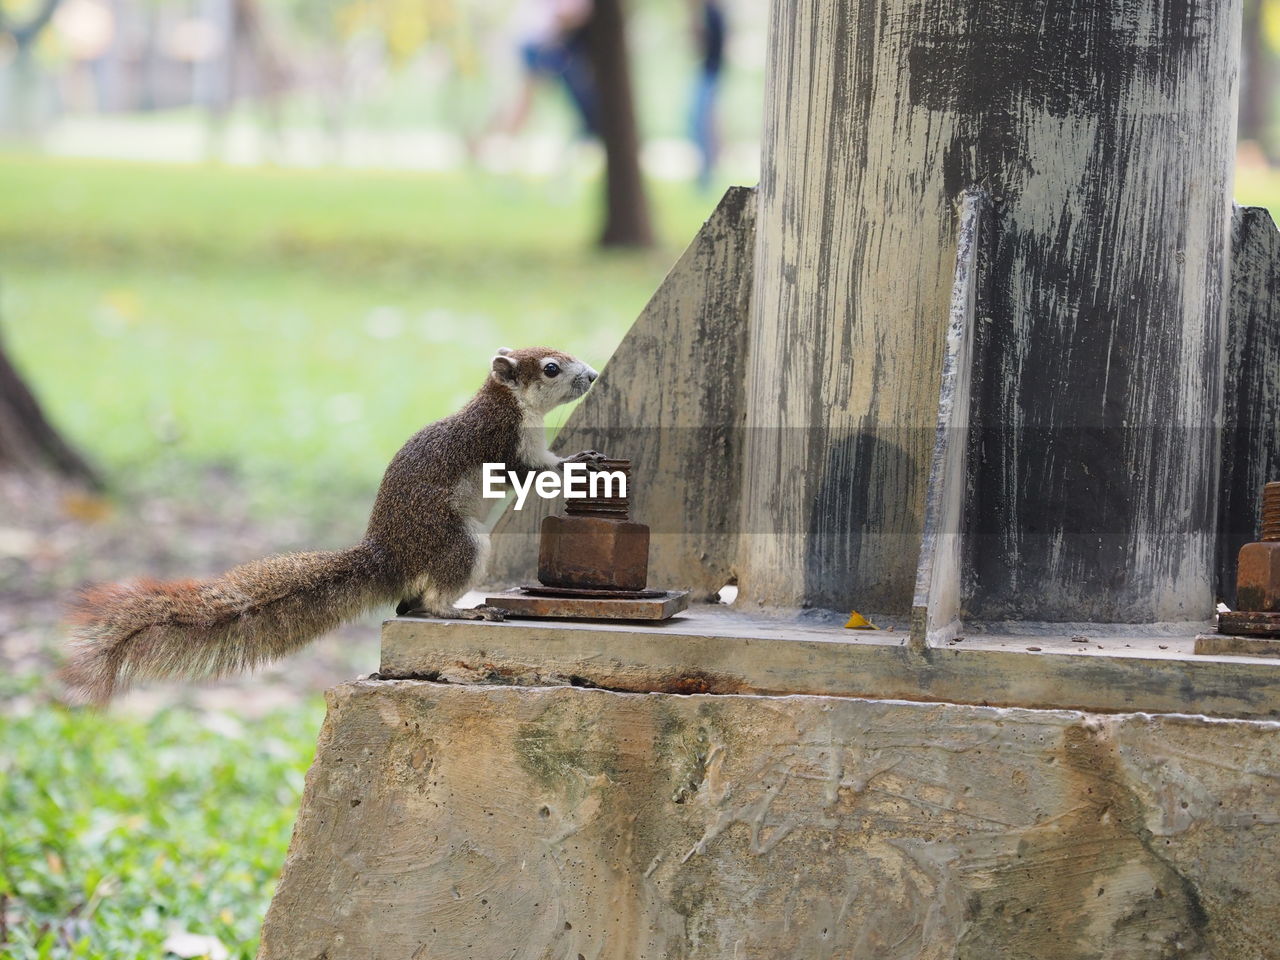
<box><xmin>259</xmin><ymin>680</ymin><xmax>1280</xmax><ymax>959</ymax></box>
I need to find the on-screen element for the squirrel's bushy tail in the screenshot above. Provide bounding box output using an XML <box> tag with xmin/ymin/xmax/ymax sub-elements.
<box><xmin>62</xmin><ymin>543</ymin><xmax>391</xmax><ymax>704</ymax></box>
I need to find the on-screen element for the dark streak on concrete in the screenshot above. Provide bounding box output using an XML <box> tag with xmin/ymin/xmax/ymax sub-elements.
<box><xmin>958</xmin><ymin>720</ymin><xmax>1209</xmax><ymax>957</ymax></box>
<box><xmin>940</xmin><ymin>4</ymin><xmax>1232</xmax><ymax>620</ymax></box>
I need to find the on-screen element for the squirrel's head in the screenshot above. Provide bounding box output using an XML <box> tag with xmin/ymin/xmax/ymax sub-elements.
<box><xmin>489</xmin><ymin>346</ymin><xmax>598</xmax><ymax>414</ymax></box>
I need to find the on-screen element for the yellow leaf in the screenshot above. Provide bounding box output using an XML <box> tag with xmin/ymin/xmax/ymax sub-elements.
<box><xmin>844</xmin><ymin>611</ymin><xmax>877</xmax><ymax>630</ymax></box>
<box><xmin>62</xmin><ymin>490</ymin><xmax>113</xmax><ymax>524</ymax></box>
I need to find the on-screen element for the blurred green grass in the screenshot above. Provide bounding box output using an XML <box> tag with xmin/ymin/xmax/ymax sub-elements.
<box><xmin>0</xmin><ymin>679</ymin><xmax>324</xmax><ymax>959</ymax></box>
<box><xmin>0</xmin><ymin>153</ymin><xmax>716</xmax><ymax>517</ymax></box>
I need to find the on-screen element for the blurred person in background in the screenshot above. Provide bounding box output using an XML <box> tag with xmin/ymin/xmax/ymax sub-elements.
<box><xmin>689</xmin><ymin>0</ymin><xmax>725</xmax><ymax>191</ymax></box>
<box><xmin>489</xmin><ymin>0</ymin><xmax>597</xmax><ymax>141</ymax></box>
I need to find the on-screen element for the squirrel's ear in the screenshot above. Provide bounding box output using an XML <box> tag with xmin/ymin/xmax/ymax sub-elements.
<box><xmin>492</xmin><ymin>354</ymin><xmax>518</xmax><ymax>382</ymax></box>
<box><xmin>496</xmin><ymin>346</ymin><xmax>514</xmax><ymax>356</ymax></box>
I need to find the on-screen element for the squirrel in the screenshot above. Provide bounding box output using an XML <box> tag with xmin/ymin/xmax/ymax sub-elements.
<box><xmin>62</xmin><ymin>346</ymin><xmax>602</xmax><ymax>705</ymax></box>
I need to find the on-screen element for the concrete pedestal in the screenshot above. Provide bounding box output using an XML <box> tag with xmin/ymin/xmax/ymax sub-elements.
<box><xmin>259</xmin><ymin>617</ymin><xmax>1280</xmax><ymax>959</ymax></box>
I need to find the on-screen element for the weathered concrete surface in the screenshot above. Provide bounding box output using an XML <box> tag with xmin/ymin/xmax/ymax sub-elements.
<box><xmin>260</xmin><ymin>681</ymin><xmax>1280</xmax><ymax>959</ymax></box>
<box><xmin>485</xmin><ymin>186</ymin><xmax>755</xmax><ymax>601</ymax></box>
<box><xmin>380</xmin><ymin>613</ymin><xmax>1280</xmax><ymax>721</ymax></box>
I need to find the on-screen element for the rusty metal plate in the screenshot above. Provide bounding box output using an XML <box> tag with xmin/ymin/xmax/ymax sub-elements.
<box><xmin>483</xmin><ymin>590</ymin><xmax>689</xmax><ymax>622</ymax></box>
<box><xmin>518</xmin><ymin>584</ymin><xmax>667</xmax><ymax>600</ymax></box>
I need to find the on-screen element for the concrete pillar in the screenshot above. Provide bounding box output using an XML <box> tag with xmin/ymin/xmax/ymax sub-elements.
<box><xmin>738</xmin><ymin>1</ymin><xmax>1241</xmax><ymax>620</ymax></box>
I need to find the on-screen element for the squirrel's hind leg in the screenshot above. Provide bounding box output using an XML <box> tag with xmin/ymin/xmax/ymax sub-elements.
<box><xmin>396</xmin><ymin>521</ymin><xmax>503</xmax><ymax>620</ymax></box>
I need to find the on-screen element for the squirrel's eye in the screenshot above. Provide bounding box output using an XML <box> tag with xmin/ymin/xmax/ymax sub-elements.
<box><xmin>543</xmin><ymin>362</ymin><xmax>561</xmax><ymax>378</ymax></box>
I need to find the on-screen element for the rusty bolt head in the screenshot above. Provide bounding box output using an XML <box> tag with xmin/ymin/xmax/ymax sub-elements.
<box><xmin>1264</xmin><ymin>481</ymin><xmax>1280</xmax><ymax>543</ymax></box>
<box><xmin>538</xmin><ymin>514</ymin><xmax>650</xmax><ymax>591</ymax></box>
<box><xmin>1236</xmin><ymin>541</ymin><xmax>1280</xmax><ymax>613</ymax></box>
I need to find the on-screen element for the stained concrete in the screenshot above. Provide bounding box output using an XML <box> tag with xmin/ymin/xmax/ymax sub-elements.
<box><xmin>260</xmin><ymin>680</ymin><xmax>1280</xmax><ymax>959</ymax></box>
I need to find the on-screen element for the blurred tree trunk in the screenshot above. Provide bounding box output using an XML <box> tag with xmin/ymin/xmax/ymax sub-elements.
<box><xmin>586</xmin><ymin>0</ymin><xmax>654</xmax><ymax>248</ymax></box>
<box><xmin>0</xmin><ymin>326</ymin><xmax>100</xmax><ymax>487</ymax></box>
<box><xmin>1241</xmin><ymin>0</ymin><xmax>1274</xmax><ymax>161</ymax></box>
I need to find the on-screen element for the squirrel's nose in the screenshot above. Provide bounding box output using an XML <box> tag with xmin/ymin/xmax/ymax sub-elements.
<box><xmin>587</xmin><ymin>368</ymin><xmax>598</xmax><ymax>383</ymax></box>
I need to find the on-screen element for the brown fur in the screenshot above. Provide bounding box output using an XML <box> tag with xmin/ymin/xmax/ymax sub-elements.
<box><xmin>62</xmin><ymin>346</ymin><xmax>596</xmax><ymax>704</ymax></box>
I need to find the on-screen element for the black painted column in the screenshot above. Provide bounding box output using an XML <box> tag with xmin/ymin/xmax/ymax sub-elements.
<box><xmin>740</xmin><ymin>0</ymin><xmax>1240</xmax><ymax>621</ymax></box>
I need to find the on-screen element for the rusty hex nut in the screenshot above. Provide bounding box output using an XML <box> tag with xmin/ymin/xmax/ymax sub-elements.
<box><xmin>537</xmin><ymin>514</ymin><xmax>650</xmax><ymax>591</ymax></box>
<box><xmin>1236</xmin><ymin>541</ymin><xmax>1280</xmax><ymax>613</ymax></box>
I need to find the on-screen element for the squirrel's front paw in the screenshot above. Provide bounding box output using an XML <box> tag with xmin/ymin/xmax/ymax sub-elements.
<box><xmin>456</xmin><ymin>604</ymin><xmax>506</xmax><ymax>622</ymax></box>
<box><xmin>563</xmin><ymin>449</ymin><xmax>608</xmax><ymax>469</ymax></box>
